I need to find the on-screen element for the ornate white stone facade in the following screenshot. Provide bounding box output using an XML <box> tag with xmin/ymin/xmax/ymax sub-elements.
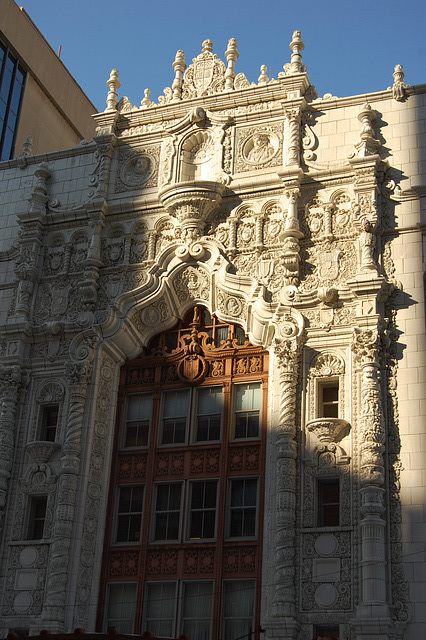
<box><xmin>0</xmin><ymin>33</ymin><xmax>424</xmax><ymax>640</ymax></box>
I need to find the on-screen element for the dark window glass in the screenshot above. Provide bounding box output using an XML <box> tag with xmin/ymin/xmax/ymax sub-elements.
<box><xmin>40</xmin><ymin>405</ymin><xmax>59</xmax><ymax>442</ymax></box>
<box><xmin>28</xmin><ymin>496</ymin><xmax>47</xmax><ymax>539</ymax></box>
<box><xmin>154</xmin><ymin>483</ymin><xmax>182</xmax><ymax>541</ymax></box>
<box><xmin>115</xmin><ymin>485</ymin><xmax>144</xmax><ymax>543</ymax></box>
<box><xmin>195</xmin><ymin>387</ymin><xmax>222</xmax><ymax>442</ymax></box>
<box><xmin>318</xmin><ymin>479</ymin><xmax>340</xmax><ymax>526</ymax></box>
<box><xmin>161</xmin><ymin>389</ymin><xmax>189</xmax><ymax>445</ymax></box>
<box><xmin>320</xmin><ymin>383</ymin><xmax>339</xmax><ymax>418</ymax></box>
<box><xmin>123</xmin><ymin>393</ymin><xmax>152</xmax><ymax>448</ymax></box>
<box><xmin>188</xmin><ymin>481</ymin><xmax>217</xmax><ymax>539</ymax></box>
<box><xmin>0</xmin><ymin>46</ymin><xmax>26</xmax><ymax>160</ymax></box>
<box><xmin>229</xmin><ymin>479</ymin><xmax>257</xmax><ymax>537</ymax></box>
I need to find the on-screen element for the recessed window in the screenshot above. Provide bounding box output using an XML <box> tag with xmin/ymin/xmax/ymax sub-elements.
<box><xmin>228</xmin><ymin>478</ymin><xmax>257</xmax><ymax>538</ymax></box>
<box><xmin>234</xmin><ymin>383</ymin><xmax>261</xmax><ymax>439</ymax></box>
<box><xmin>40</xmin><ymin>405</ymin><xmax>59</xmax><ymax>442</ymax></box>
<box><xmin>187</xmin><ymin>481</ymin><xmax>218</xmax><ymax>540</ymax></box>
<box><xmin>104</xmin><ymin>583</ymin><xmax>137</xmax><ymax>633</ymax></box>
<box><xmin>144</xmin><ymin>582</ymin><xmax>176</xmax><ymax>637</ymax></box>
<box><xmin>161</xmin><ymin>389</ymin><xmax>189</xmax><ymax>445</ymax></box>
<box><xmin>315</xmin><ymin>624</ymin><xmax>339</xmax><ymax>639</ymax></box>
<box><xmin>153</xmin><ymin>483</ymin><xmax>182</xmax><ymax>541</ymax></box>
<box><xmin>222</xmin><ymin>580</ymin><xmax>255</xmax><ymax>640</ymax></box>
<box><xmin>318</xmin><ymin>381</ymin><xmax>339</xmax><ymax>418</ymax></box>
<box><xmin>195</xmin><ymin>387</ymin><xmax>222</xmax><ymax>442</ymax></box>
<box><xmin>123</xmin><ymin>393</ymin><xmax>152</xmax><ymax>448</ymax></box>
<box><xmin>181</xmin><ymin>581</ymin><xmax>213</xmax><ymax>639</ymax></box>
<box><xmin>143</xmin><ymin>581</ymin><xmax>213</xmax><ymax>639</ymax></box>
<box><xmin>318</xmin><ymin>478</ymin><xmax>340</xmax><ymax>527</ymax></box>
<box><xmin>114</xmin><ymin>485</ymin><xmax>144</xmax><ymax>543</ymax></box>
<box><xmin>28</xmin><ymin>496</ymin><xmax>47</xmax><ymax>540</ymax></box>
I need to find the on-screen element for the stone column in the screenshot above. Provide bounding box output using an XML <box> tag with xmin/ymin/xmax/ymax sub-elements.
<box><xmin>42</xmin><ymin>361</ymin><xmax>92</xmax><ymax>629</ymax></box>
<box><xmin>285</xmin><ymin>109</ymin><xmax>302</xmax><ymax>166</ymax></box>
<box><xmin>270</xmin><ymin>318</ymin><xmax>304</xmax><ymax>640</ymax></box>
<box><xmin>351</xmin><ymin>327</ymin><xmax>392</xmax><ymax>638</ymax></box>
<box><xmin>0</xmin><ymin>365</ymin><xmax>21</xmax><ymax>537</ymax></box>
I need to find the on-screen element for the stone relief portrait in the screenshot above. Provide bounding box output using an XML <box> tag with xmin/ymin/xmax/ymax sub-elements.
<box><xmin>237</xmin><ymin>128</ymin><xmax>281</xmax><ymax>172</ymax></box>
<box><xmin>116</xmin><ymin>147</ymin><xmax>160</xmax><ymax>192</ymax></box>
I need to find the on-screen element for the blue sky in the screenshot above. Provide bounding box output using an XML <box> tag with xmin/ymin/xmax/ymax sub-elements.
<box><xmin>19</xmin><ymin>0</ymin><xmax>426</xmax><ymax>113</ymax></box>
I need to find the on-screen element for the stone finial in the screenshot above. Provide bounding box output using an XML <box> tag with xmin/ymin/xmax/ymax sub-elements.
<box><xmin>225</xmin><ymin>38</ymin><xmax>239</xmax><ymax>91</ymax></box>
<box><xmin>17</xmin><ymin>135</ymin><xmax>33</xmax><ymax>168</ymax></box>
<box><xmin>289</xmin><ymin>30</ymin><xmax>305</xmax><ymax>73</ymax></box>
<box><xmin>392</xmin><ymin>64</ymin><xmax>407</xmax><ymax>101</ymax></box>
<box><xmin>106</xmin><ymin>69</ymin><xmax>120</xmax><ymax>111</ymax></box>
<box><xmin>172</xmin><ymin>50</ymin><xmax>186</xmax><ymax>102</ymax></box>
<box><xmin>354</xmin><ymin>103</ymin><xmax>380</xmax><ymax>157</ymax></box>
<box><xmin>202</xmin><ymin>39</ymin><xmax>213</xmax><ymax>54</ymax></box>
<box><xmin>258</xmin><ymin>65</ymin><xmax>269</xmax><ymax>85</ymax></box>
<box><xmin>140</xmin><ymin>88</ymin><xmax>152</xmax><ymax>109</ymax></box>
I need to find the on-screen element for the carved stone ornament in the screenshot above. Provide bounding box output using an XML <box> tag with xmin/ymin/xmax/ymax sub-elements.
<box><xmin>236</xmin><ymin>124</ymin><xmax>283</xmax><ymax>172</ymax></box>
<box><xmin>116</xmin><ymin>147</ymin><xmax>159</xmax><ymax>192</ymax></box>
<box><xmin>181</xmin><ymin>40</ymin><xmax>226</xmax><ymax>99</ymax></box>
<box><xmin>306</xmin><ymin>418</ymin><xmax>350</xmax><ymax>443</ymax></box>
<box><xmin>242</xmin><ymin>132</ymin><xmax>280</xmax><ymax>166</ymax></box>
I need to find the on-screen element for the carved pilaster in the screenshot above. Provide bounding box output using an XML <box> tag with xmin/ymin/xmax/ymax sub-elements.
<box><xmin>285</xmin><ymin>109</ymin><xmax>302</xmax><ymax>166</ymax></box>
<box><xmin>42</xmin><ymin>361</ymin><xmax>93</xmax><ymax>627</ymax></box>
<box><xmin>0</xmin><ymin>365</ymin><xmax>21</xmax><ymax>536</ymax></box>
<box><xmin>272</xmin><ymin>317</ymin><xmax>304</xmax><ymax>623</ymax></box>
<box><xmin>351</xmin><ymin>327</ymin><xmax>390</xmax><ymax>624</ymax></box>
<box><xmin>280</xmin><ymin>187</ymin><xmax>303</xmax><ymax>289</ymax></box>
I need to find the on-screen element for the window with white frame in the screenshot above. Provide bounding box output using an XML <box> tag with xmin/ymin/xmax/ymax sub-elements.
<box><xmin>122</xmin><ymin>393</ymin><xmax>153</xmax><ymax>448</ymax></box>
<box><xmin>144</xmin><ymin>581</ymin><xmax>176</xmax><ymax>637</ymax></box>
<box><xmin>222</xmin><ymin>580</ymin><xmax>255</xmax><ymax>640</ymax></box>
<box><xmin>318</xmin><ymin>380</ymin><xmax>339</xmax><ymax>418</ymax></box>
<box><xmin>161</xmin><ymin>389</ymin><xmax>190</xmax><ymax>445</ymax></box>
<box><xmin>114</xmin><ymin>485</ymin><xmax>144</xmax><ymax>543</ymax></box>
<box><xmin>143</xmin><ymin>581</ymin><xmax>213</xmax><ymax>640</ymax></box>
<box><xmin>104</xmin><ymin>582</ymin><xmax>137</xmax><ymax>633</ymax></box>
<box><xmin>187</xmin><ymin>480</ymin><xmax>218</xmax><ymax>540</ymax></box>
<box><xmin>153</xmin><ymin>483</ymin><xmax>182</xmax><ymax>541</ymax></box>
<box><xmin>233</xmin><ymin>383</ymin><xmax>261</xmax><ymax>439</ymax></box>
<box><xmin>227</xmin><ymin>478</ymin><xmax>258</xmax><ymax>538</ymax></box>
<box><xmin>181</xmin><ymin>581</ymin><xmax>213</xmax><ymax>640</ymax></box>
<box><xmin>195</xmin><ymin>386</ymin><xmax>222</xmax><ymax>442</ymax></box>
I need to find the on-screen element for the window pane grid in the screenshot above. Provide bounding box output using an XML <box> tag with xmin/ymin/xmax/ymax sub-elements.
<box><xmin>105</xmin><ymin>583</ymin><xmax>137</xmax><ymax>633</ymax></box>
<box><xmin>115</xmin><ymin>486</ymin><xmax>144</xmax><ymax>543</ymax></box>
<box><xmin>188</xmin><ymin>481</ymin><xmax>217</xmax><ymax>540</ymax></box>
<box><xmin>145</xmin><ymin>582</ymin><xmax>176</xmax><ymax>637</ymax></box>
<box><xmin>234</xmin><ymin>383</ymin><xmax>261</xmax><ymax>439</ymax></box>
<box><xmin>229</xmin><ymin>479</ymin><xmax>257</xmax><ymax>538</ymax></box>
<box><xmin>154</xmin><ymin>483</ymin><xmax>182</xmax><ymax>541</ymax></box>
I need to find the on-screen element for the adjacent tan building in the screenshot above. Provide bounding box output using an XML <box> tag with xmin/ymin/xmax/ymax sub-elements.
<box><xmin>0</xmin><ymin>0</ymin><xmax>96</xmax><ymax>161</ymax></box>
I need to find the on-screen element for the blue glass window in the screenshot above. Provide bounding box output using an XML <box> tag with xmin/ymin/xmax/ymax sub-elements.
<box><xmin>0</xmin><ymin>42</ymin><xmax>26</xmax><ymax>161</ymax></box>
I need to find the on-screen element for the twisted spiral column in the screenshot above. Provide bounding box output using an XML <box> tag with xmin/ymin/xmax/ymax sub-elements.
<box><xmin>0</xmin><ymin>365</ymin><xmax>21</xmax><ymax>537</ymax></box>
<box><xmin>42</xmin><ymin>362</ymin><xmax>92</xmax><ymax>626</ymax></box>
<box><xmin>273</xmin><ymin>336</ymin><xmax>303</xmax><ymax>619</ymax></box>
<box><xmin>351</xmin><ymin>327</ymin><xmax>390</xmax><ymax>618</ymax></box>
